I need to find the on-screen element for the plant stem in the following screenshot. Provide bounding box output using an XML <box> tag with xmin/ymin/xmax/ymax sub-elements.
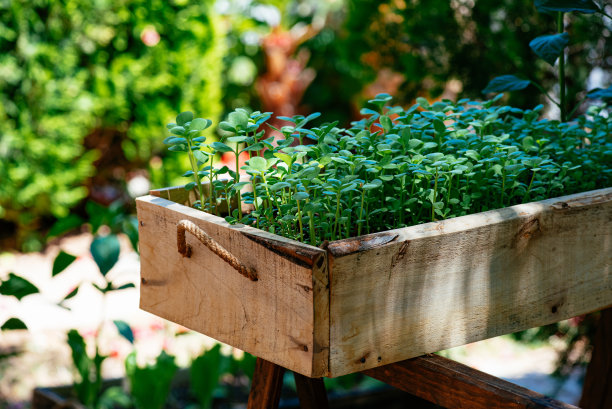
<box><xmin>358</xmin><ymin>189</ymin><xmax>365</xmax><ymax>236</ymax></box>
<box><xmin>235</xmin><ymin>148</ymin><xmax>242</xmax><ymax>219</ymax></box>
<box><xmin>186</xmin><ymin>139</ymin><xmax>205</xmax><ymax>210</ymax></box>
<box><xmin>431</xmin><ymin>168</ymin><xmax>438</xmax><ymax>222</ymax></box>
<box><xmin>296</xmin><ymin>198</ymin><xmax>304</xmax><ymax>243</ymax></box>
<box><xmin>209</xmin><ymin>154</ymin><xmax>214</xmax><ymax>214</ymax></box>
<box><xmin>558</xmin><ymin>12</ymin><xmax>566</xmax><ymax>122</ymax></box>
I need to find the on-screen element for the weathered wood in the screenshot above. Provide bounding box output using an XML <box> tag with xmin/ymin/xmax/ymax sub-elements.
<box><xmin>362</xmin><ymin>354</ymin><xmax>579</xmax><ymax>409</ymax></box>
<box><xmin>247</xmin><ymin>358</ymin><xmax>285</xmax><ymax>409</ymax></box>
<box><xmin>140</xmin><ymin>186</ymin><xmax>611</xmax><ymax>378</ymax></box>
<box><xmin>136</xmin><ymin>195</ymin><xmax>329</xmax><ymax>377</ymax></box>
<box><xmin>328</xmin><ymin>187</ymin><xmax>612</xmax><ymax>376</ymax></box>
<box><xmin>580</xmin><ymin>307</ymin><xmax>612</xmax><ymax>409</ymax></box>
<box><xmin>293</xmin><ymin>373</ymin><xmax>329</xmax><ymax>409</ymax></box>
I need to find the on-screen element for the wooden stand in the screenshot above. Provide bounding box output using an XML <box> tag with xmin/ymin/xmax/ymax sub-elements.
<box><xmin>248</xmin><ymin>309</ymin><xmax>612</xmax><ymax>409</ymax></box>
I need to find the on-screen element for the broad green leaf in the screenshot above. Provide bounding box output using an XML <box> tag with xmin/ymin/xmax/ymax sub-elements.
<box><xmin>248</xmin><ymin>156</ymin><xmax>268</xmax><ymax>172</ymax></box>
<box><xmin>416</xmin><ymin>97</ymin><xmax>430</xmax><ymax>108</ymax></box>
<box><xmin>529</xmin><ymin>33</ymin><xmax>569</xmax><ymax>65</ymax></box>
<box><xmin>482</xmin><ymin>76</ymin><xmax>530</xmax><ymax>93</ymax></box>
<box><xmin>126</xmin><ymin>350</ymin><xmax>178</xmax><ymax>409</ymax></box>
<box><xmin>53</xmin><ymin>251</ymin><xmax>77</xmax><ymax>277</ymax></box>
<box><xmin>90</xmin><ymin>235</ymin><xmax>120</xmax><ymax>276</ymax></box>
<box><xmin>1</xmin><ymin>318</ymin><xmax>27</xmax><ymax>330</ymax></box>
<box><xmin>47</xmin><ymin>214</ymin><xmax>84</xmax><ymax>239</ymax></box>
<box><xmin>226</xmin><ymin>136</ymin><xmax>249</xmax><ymax>143</ymax></box>
<box><xmin>228</xmin><ymin>110</ymin><xmax>249</xmax><ymax>130</ymax></box>
<box><xmin>294</xmin><ymin>192</ymin><xmax>309</xmax><ymax>200</ymax></box>
<box><xmin>193</xmin><ymin>150</ymin><xmax>209</xmax><ymax>163</ymax></box>
<box><xmin>535</xmin><ymin>0</ymin><xmax>599</xmax><ymax>14</ymax></box>
<box><xmin>380</xmin><ymin>115</ymin><xmax>393</xmax><ymax>132</ymax></box>
<box><xmin>587</xmin><ymin>85</ymin><xmax>612</xmax><ymax>100</ymax></box>
<box><xmin>0</xmin><ymin>273</ymin><xmax>39</xmax><ymax>300</ymax></box>
<box><xmin>113</xmin><ymin>320</ymin><xmax>134</xmax><ymax>344</ymax></box>
<box><xmin>218</xmin><ymin>121</ymin><xmax>236</xmax><ymax>133</ymax></box>
<box><xmin>433</xmin><ymin>119</ymin><xmax>446</xmax><ymax>135</ymax></box>
<box><xmin>169</xmin><ymin>126</ymin><xmax>185</xmax><ymax>136</ymax></box>
<box><xmin>176</xmin><ymin>111</ymin><xmax>194</xmax><ymax>126</ymax></box>
<box><xmin>190</xmin><ymin>118</ymin><xmax>212</xmax><ymax>131</ymax></box>
<box><xmin>184</xmin><ymin>182</ymin><xmax>196</xmax><ymax>191</ymax></box>
<box><xmin>211</xmin><ymin>142</ymin><xmax>234</xmax><ymax>153</ymax></box>
<box><xmin>190</xmin><ymin>345</ymin><xmax>226</xmax><ymax>409</ymax></box>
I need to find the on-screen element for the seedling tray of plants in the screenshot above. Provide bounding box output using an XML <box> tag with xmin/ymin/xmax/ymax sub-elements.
<box><xmin>137</xmin><ymin>95</ymin><xmax>612</xmax><ymax>378</ymax></box>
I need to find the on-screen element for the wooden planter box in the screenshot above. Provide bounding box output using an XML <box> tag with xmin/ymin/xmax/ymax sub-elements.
<box><xmin>136</xmin><ymin>186</ymin><xmax>612</xmax><ymax>378</ymax></box>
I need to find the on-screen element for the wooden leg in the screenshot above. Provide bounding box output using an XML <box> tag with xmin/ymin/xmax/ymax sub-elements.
<box><xmin>247</xmin><ymin>358</ymin><xmax>285</xmax><ymax>409</ymax></box>
<box><xmin>293</xmin><ymin>372</ymin><xmax>329</xmax><ymax>409</ymax></box>
<box><xmin>580</xmin><ymin>307</ymin><xmax>612</xmax><ymax>409</ymax></box>
<box><xmin>362</xmin><ymin>354</ymin><xmax>578</xmax><ymax>409</ymax></box>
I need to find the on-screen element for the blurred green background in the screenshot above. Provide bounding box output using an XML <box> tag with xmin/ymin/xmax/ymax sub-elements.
<box><xmin>1</xmin><ymin>0</ymin><xmax>610</xmax><ymax>251</ymax></box>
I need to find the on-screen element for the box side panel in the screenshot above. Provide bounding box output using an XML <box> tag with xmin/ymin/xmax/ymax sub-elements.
<box><xmin>136</xmin><ymin>195</ymin><xmax>326</xmax><ymax>377</ymax></box>
<box><xmin>328</xmin><ymin>188</ymin><xmax>612</xmax><ymax>377</ymax></box>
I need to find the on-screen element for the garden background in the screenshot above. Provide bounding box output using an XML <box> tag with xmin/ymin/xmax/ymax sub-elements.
<box><xmin>0</xmin><ymin>0</ymin><xmax>610</xmax><ymax>408</ymax></box>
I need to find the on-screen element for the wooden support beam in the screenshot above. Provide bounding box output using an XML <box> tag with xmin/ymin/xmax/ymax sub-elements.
<box><xmin>247</xmin><ymin>358</ymin><xmax>285</xmax><ymax>409</ymax></box>
<box><xmin>580</xmin><ymin>307</ymin><xmax>612</xmax><ymax>409</ymax></box>
<box><xmin>293</xmin><ymin>373</ymin><xmax>329</xmax><ymax>409</ymax></box>
<box><xmin>362</xmin><ymin>354</ymin><xmax>579</xmax><ymax>409</ymax></box>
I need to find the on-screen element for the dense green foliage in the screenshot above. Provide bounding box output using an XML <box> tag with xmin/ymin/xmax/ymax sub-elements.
<box><xmin>166</xmin><ymin>94</ymin><xmax>611</xmax><ymax>245</ymax></box>
<box><xmin>0</xmin><ymin>0</ymin><xmax>224</xmax><ymax>248</ymax></box>
<box><xmin>303</xmin><ymin>0</ymin><xmax>612</xmax><ymax>123</ymax></box>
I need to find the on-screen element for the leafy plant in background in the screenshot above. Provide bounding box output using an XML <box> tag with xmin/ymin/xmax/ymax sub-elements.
<box><xmin>0</xmin><ymin>0</ymin><xmax>225</xmax><ymax>250</ymax></box>
<box><xmin>125</xmin><ymin>350</ymin><xmax>179</xmax><ymax>409</ymax></box>
<box><xmin>483</xmin><ymin>0</ymin><xmax>612</xmax><ymax>120</ymax></box>
<box><xmin>165</xmin><ymin>93</ymin><xmax>611</xmax><ymax>246</ymax></box>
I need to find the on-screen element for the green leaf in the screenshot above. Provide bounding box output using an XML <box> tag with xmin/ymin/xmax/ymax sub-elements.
<box><xmin>190</xmin><ymin>118</ymin><xmax>212</xmax><ymax>131</ymax></box>
<box><xmin>218</xmin><ymin>121</ymin><xmax>236</xmax><ymax>133</ymax></box>
<box><xmin>0</xmin><ymin>273</ymin><xmax>39</xmax><ymax>300</ymax></box>
<box><xmin>90</xmin><ymin>235</ymin><xmax>120</xmax><ymax>276</ymax></box>
<box><xmin>47</xmin><ymin>214</ymin><xmax>84</xmax><ymax>239</ymax></box>
<box><xmin>52</xmin><ymin>251</ymin><xmax>77</xmax><ymax>277</ymax></box>
<box><xmin>587</xmin><ymin>85</ymin><xmax>612</xmax><ymax>100</ymax></box>
<box><xmin>211</xmin><ymin>142</ymin><xmax>234</xmax><ymax>153</ymax></box>
<box><xmin>176</xmin><ymin>111</ymin><xmax>194</xmax><ymax>126</ymax></box>
<box><xmin>534</xmin><ymin>0</ymin><xmax>599</xmax><ymax>14</ymax></box>
<box><xmin>169</xmin><ymin>126</ymin><xmax>186</xmax><ymax>136</ymax></box>
<box><xmin>113</xmin><ymin>320</ymin><xmax>134</xmax><ymax>344</ymax></box>
<box><xmin>294</xmin><ymin>192</ymin><xmax>309</xmax><ymax>200</ymax></box>
<box><xmin>416</xmin><ymin>97</ymin><xmax>430</xmax><ymax>108</ymax></box>
<box><xmin>113</xmin><ymin>283</ymin><xmax>136</xmax><ymax>291</ymax></box>
<box><xmin>380</xmin><ymin>115</ymin><xmax>393</xmax><ymax>132</ymax></box>
<box><xmin>226</xmin><ymin>136</ymin><xmax>249</xmax><ymax>143</ymax></box>
<box><xmin>433</xmin><ymin>119</ymin><xmax>446</xmax><ymax>135</ymax></box>
<box><xmin>229</xmin><ymin>110</ymin><xmax>249</xmax><ymax>129</ymax></box>
<box><xmin>126</xmin><ymin>351</ymin><xmax>178</xmax><ymax>409</ymax></box>
<box><xmin>190</xmin><ymin>344</ymin><xmax>226</xmax><ymax>409</ymax></box>
<box><xmin>248</xmin><ymin>156</ymin><xmax>268</xmax><ymax>172</ymax></box>
<box><xmin>482</xmin><ymin>75</ymin><xmax>530</xmax><ymax>94</ymax></box>
<box><xmin>529</xmin><ymin>33</ymin><xmax>569</xmax><ymax>65</ymax></box>
<box><xmin>2</xmin><ymin>318</ymin><xmax>27</xmax><ymax>330</ymax></box>
<box><xmin>63</xmin><ymin>286</ymin><xmax>79</xmax><ymax>300</ymax></box>
<box><xmin>184</xmin><ymin>182</ymin><xmax>196</xmax><ymax>191</ymax></box>
<box><xmin>193</xmin><ymin>150</ymin><xmax>209</xmax><ymax>163</ymax></box>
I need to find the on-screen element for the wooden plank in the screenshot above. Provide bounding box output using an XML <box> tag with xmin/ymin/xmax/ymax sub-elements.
<box><xmin>293</xmin><ymin>373</ymin><xmax>329</xmax><ymax>409</ymax></box>
<box><xmin>363</xmin><ymin>354</ymin><xmax>579</xmax><ymax>409</ymax></box>
<box><xmin>328</xmin><ymin>187</ymin><xmax>612</xmax><ymax>376</ymax></box>
<box><xmin>136</xmin><ymin>195</ymin><xmax>328</xmax><ymax>377</ymax></box>
<box><xmin>247</xmin><ymin>358</ymin><xmax>285</xmax><ymax>409</ymax></box>
<box><xmin>580</xmin><ymin>307</ymin><xmax>612</xmax><ymax>409</ymax></box>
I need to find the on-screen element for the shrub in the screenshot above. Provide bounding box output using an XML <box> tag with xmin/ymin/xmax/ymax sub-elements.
<box><xmin>0</xmin><ymin>0</ymin><xmax>225</xmax><ymax>249</ymax></box>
